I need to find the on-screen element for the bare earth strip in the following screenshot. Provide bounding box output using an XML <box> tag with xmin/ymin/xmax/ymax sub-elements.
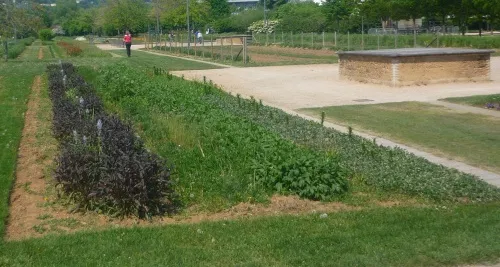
<box><xmin>6</xmin><ymin>76</ymin><xmax>48</xmax><ymax>240</ymax></box>
<box><xmin>38</xmin><ymin>47</ymin><xmax>43</xmax><ymax>60</ymax></box>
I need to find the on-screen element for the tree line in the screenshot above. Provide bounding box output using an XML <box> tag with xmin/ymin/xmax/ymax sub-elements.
<box><xmin>0</xmin><ymin>0</ymin><xmax>499</xmax><ymax>38</ymax></box>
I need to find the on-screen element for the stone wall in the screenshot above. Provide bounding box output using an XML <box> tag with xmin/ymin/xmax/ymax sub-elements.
<box><xmin>339</xmin><ymin>52</ymin><xmax>491</xmax><ymax>87</ymax></box>
<box><xmin>397</xmin><ymin>54</ymin><xmax>490</xmax><ymax>85</ymax></box>
<box><xmin>339</xmin><ymin>55</ymin><xmax>393</xmax><ymax>85</ymax></box>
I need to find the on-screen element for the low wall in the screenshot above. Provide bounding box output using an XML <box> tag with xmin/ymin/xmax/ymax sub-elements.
<box><xmin>338</xmin><ymin>48</ymin><xmax>493</xmax><ymax>86</ymax></box>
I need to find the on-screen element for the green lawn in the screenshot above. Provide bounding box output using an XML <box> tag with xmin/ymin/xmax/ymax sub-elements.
<box><xmin>110</xmin><ymin>49</ymin><xmax>224</xmax><ymax>70</ymax></box>
<box><xmin>442</xmin><ymin>94</ymin><xmax>500</xmax><ymax>108</ymax></box>
<box><xmin>1</xmin><ymin>204</ymin><xmax>500</xmax><ymax>266</ymax></box>
<box><xmin>301</xmin><ymin>102</ymin><xmax>500</xmax><ymax>173</ymax></box>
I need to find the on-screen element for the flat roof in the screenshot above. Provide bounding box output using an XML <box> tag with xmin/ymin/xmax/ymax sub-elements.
<box><xmin>338</xmin><ymin>48</ymin><xmax>495</xmax><ymax>57</ymax></box>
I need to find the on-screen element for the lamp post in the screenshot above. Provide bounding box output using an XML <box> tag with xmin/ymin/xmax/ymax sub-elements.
<box><xmin>263</xmin><ymin>0</ymin><xmax>267</xmax><ymax>25</ymax></box>
<box><xmin>187</xmin><ymin>0</ymin><xmax>190</xmax><ymax>49</ymax></box>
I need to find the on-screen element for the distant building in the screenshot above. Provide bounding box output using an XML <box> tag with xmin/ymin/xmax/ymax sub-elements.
<box><xmin>227</xmin><ymin>0</ymin><xmax>259</xmax><ymax>9</ymax></box>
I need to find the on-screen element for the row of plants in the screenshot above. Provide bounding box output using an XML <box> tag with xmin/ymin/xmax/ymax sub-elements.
<box><xmin>0</xmin><ymin>37</ymin><xmax>35</xmax><ymax>59</ymax></box>
<box><xmin>95</xmin><ymin>64</ymin><xmax>350</xmax><ymax>206</ymax></box>
<box><xmin>56</xmin><ymin>41</ymin><xmax>83</xmax><ymax>57</ymax></box>
<box><xmin>203</xmin><ymin>91</ymin><xmax>500</xmax><ymax>202</ymax></box>
<box><xmin>47</xmin><ymin>63</ymin><xmax>178</xmax><ymax>218</ymax></box>
<box><xmin>95</xmin><ymin>64</ymin><xmax>500</xmax><ymax>203</ymax></box>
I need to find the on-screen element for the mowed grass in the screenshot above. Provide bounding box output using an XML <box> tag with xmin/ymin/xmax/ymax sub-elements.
<box><xmin>301</xmin><ymin>102</ymin><xmax>500</xmax><ymax>173</ymax></box>
<box><xmin>0</xmin><ymin>62</ymin><xmax>45</xmax><ymax>236</ymax></box>
<box><xmin>1</xmin><ymin>49</ymin><xmax>500</xmax><ymax>266</ymax></box>
<box><xmin>110</xmin><ymin>49</ymin><xmax>223</xmax><ymax>70</ymax></box>
<box><xmin>1</xmin><ymin>204</ymin><xmax>500</xmax><ymax>266</ymax></box>
<box><xmin>442</xmin><ymin>94</ymin><xmax>500</xmax><ymax>108</ymax></box>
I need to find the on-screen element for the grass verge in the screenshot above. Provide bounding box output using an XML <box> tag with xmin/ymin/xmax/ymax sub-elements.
<box><xmin>301</xmin><ymin>101</ymin><xmax>500</xmax><ymax>174</ymax></box>
<box><xmin>1</xmin><ymin>204</ymin><xmax>500</xmax><ymax>266</ymax></box>
<box><xmin>442</xmin><ymin>94</ymin><xmax>500</xmax><ymax>109</ymax></box>
<box><xmin>0</xmin><ymin>62</ymin><xmax>45</xmax><ymax>236</ymax></box>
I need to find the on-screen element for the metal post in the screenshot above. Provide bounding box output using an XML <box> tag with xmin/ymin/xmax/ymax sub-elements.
<box><xmin>377</xmin><ymin>34</ymin><xmax>380</xmax><ymax>50</ymax></box>
<box><xmin>266</xmin><ymin>32</ymin><xmax>268</xmax><ymax>46</ymax></box>
<box><xmin>220</xmin><ymin>38</ymin><xmax>223</xmax><ymax>61</ymax></box>
<box><xmin>211</xmin><ymin>35</ymin><xmax>214</xmax><ymax>59</ymax></box>
<box><xmin>243</xmin><ymin>37</ymin><xmax>247</xmax><ymax>64</ymax></box>
<box><xmin>322</xmin><ymin>31</ymin><xmax>325</xmax><ymax>48</ymax></box>
<box><xmin>348</xmin><ymin>31</ymin><xmax>350</xmax><ymax>51</ymax></box>
<box><xmin>361</xmin><ymin>16</ymin><xmax>364</xmax><ymax>50</ymax></box>
<box><xmin>230</xmin><ymin>37</ymin><xmax>233</xmax><ymax>61</ymax></box>
<box><xmin>311</xmin><ymin>32</ymin><xmax>314</xmax><ymax>47</ymax></box>
<box><xmin>187</xmin><ymin>0</ymin><xmax>191</xmax><ymax>49</ymax></box>
<box><xmin>334</xmin><ymin>31</ymin><xmax>337</xmax><ymax>47</ymax></box>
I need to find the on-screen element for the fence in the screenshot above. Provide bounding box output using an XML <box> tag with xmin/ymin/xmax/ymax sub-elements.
<box><xmin>108</xmin><ymin>33</ymin><xmax>251</xmax><ymax>64</ymax></box>
<box><xmin>251</xmin><ymin>30</ymin><xmax>500</xmax><ymax>50</ymax></box>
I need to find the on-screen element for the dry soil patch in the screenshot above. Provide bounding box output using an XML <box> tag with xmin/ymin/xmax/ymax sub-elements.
<box><xmin>38</xmin><ymin>47</ymin><xmax>43</xmax><ymax>60</ymax></box>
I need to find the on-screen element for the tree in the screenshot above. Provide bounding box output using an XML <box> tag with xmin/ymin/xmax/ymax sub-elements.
<box><xmin>102</xmin><ymin>0</ymin><xmax>149</xmax><ymax>33</ymax></box>
<box><xmin>207</xmin><ymin>0</ymin><xmax>230</xmax><ymax>20</ymax></box>
<box><xmin>322</xmin><ymin>0</ymin><xmax>359</xmax><ymax>32</ymax></box>
<box><xmin>276</xmin><ymin>2</ymin><xmax>327</xmax><ymax>33</ymax></box>
<box><xmin>161</xmin><ymin>0</ymin><xmax>209</xmax><ymax>30</ymax></box>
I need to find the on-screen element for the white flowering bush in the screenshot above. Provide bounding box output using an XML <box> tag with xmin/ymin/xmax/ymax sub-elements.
<box><xmin>248</xmin><ymin>20</ymin><xmax>280</xmax><ymax>34</ymax></box>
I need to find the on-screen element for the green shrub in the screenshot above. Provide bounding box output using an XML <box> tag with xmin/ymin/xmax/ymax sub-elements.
<box><xmin>39</xmin><ymin>29</ymin><xmax>54</xmax><ymax>41</ymax></box>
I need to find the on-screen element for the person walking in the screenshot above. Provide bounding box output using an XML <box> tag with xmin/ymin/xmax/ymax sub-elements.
<box><xmin>197</xmin><ymin>31</ymin><xmax>203</xmax><ymax>44</ymax></box>
<box><xmin>123</xmin><ymin>31</ymin><xmax>132</xmax><ymax>57</ymax></box>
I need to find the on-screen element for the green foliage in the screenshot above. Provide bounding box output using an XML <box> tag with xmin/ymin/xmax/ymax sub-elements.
<box><xmin>38</xmin><ymin>29</ymin><xmax>54</xmax><ymax>41</ymax></box>
<box><xmin>275</xmin><ymin>2</ymin><xmax>326</xmax><ymax>33</ymax></box>
<box><xmin>207</xmin><ymin>0</ymin><xmax>231</xmax><ymax>20</ymax></box>
<box><xmin>0</xmin><ymin>37</ymin><xmax>35</xmax><ymax>59</ymax></box>
<box><xmin>102</xmin><ymin>0</ymin><xmax>149</xmax><ymax>33</ymax></box>
<box><xmin>248</xmin><ymin>20</ymin><xmax>280</xmax><ymax>34</ymax></box>
<box><xmin>213</xmin><ymin>8</ymin><xmax>264</xmax><ymax>33</ymax></box>
<box><xmin>95</xmin><ymin>64</ymin><xmax>350</xmax><ymax>206</ymax></box>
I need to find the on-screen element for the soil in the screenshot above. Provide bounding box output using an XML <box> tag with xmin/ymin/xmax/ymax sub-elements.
<box><xmin>250</xmin><ymin>45</ymin><xmax>336</xmax><ymax>57</ymax></box>
<box><xmin>6</xmin><ymin>76</ymin><xmax>49</xmax><ymax>240</ymax></box>
<box><xmin>249</xmin><ymin>53</ymin><xmax>299</xmax><ymax>63</ymax></box>
<box><xmin>38</xmin><ymin>47</ymin><xmax>43</xmax><ymax>60</ymax></box>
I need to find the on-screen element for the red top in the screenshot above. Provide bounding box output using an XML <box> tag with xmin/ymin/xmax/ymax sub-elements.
<box><xmin>123</xmin><ymin>34</ymin><xmax>132</xmax><ymax>43</ymax></box>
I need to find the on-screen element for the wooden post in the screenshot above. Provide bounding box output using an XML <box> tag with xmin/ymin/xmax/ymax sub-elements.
<box><xmin>266</xmin><ymin>32</ymin><xmax>269</xmax><ymax>46</ymax></box>
<box><xmin>211</xmin><ymin>35</ymin><xmax>214</xmax><ymax>59</ymax></box>
<box><xmin>281</xmin><ymin>31</ymin><xmax>284</xmax><ymax>44</ymax></box>
<box><xmin>322</xmin><ymin>31</ymin><xmax>325</xmax><ymax>48</ymax></box>
<box><xmin>311</xmin><ymin>32</ymin><xmax>314</xmax><ymax>47</ymax></box>
<box><xmin>243</xmin><ymin>36</ymin><xmax>248</xmax><ymax>64</ymax></box>
<box><xmin>334</xmin><ymin>31</ymin><xmax>337</xmax><ymax>47</ymax></box>
<box><xmin>220</xmin><ymin>38</ymin><xmax>223</xmax><ymax>61</ymax></box>
<box><xmin>230</xmin><ymin>37</ymin><xmax>234</xmax><ymax>61</ymax></box>
<box><xmin>377</xmin><ymin>34</ymin><xmax>380</xmax><ymax>50</ymax></box>
<box><xmin>301</xmin><ymin>32</ymin><xmax>303</xmax><ymax>47</ymax></box>
<box><xmin>291</xmin><ymin>31</ymin><xmax>293</xmax><ymax>46</ymax></box>
<box><xmin>273</xmin><ymin>31</ymin><xmax>276</xmax><ymax>44</ymax></box>
<box><xmin>202</xmin><ymin>36</ymin><xmax>205</xmax><ymax>58</ymax></box>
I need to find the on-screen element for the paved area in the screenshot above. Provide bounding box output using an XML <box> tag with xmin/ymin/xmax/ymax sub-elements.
<box><xmin>172</xmin><ymin>57</ymin><xmax>500</xmax><ymax>186</ymax></box>
<box><xmin>172</xmin><ymin>58</ymin><xmax>500</xmax><ymax>110</ymax></box>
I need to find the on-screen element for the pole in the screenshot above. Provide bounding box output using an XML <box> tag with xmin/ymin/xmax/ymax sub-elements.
<box><xmin>361</xmin><ymin>16</ymin><xmax>364</xmax><ymax>50</ymax></box>
<box><xmin>322</xmin><ymin>31</ymin><xmax>325</xmax><ymax>48</ymax></box>
<box><xmin>187</xmin><ymin>0</ymin><xmax>191</xmax><ymax>49</ymax></box>
<box><xmin>334</xmin><ymin>31</ymin><xmax>337</xmax><ymax>47</ymax></box>
<box><xmin>348</xmin><ymin>31</ymin><xmax>350</xmax><ymax>51</ymax></box>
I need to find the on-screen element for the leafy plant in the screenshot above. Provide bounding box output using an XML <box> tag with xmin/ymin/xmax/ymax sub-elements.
<box><xmin>47</xmin><ymin>63</ymin><xmax>178</xmax><ymax>218</ymax></box>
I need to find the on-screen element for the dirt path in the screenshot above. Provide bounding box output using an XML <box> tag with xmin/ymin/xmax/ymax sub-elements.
<box><xmin>38</xmin><ymin>47</ymin><xmax>43</xmax><ymax>60</ymax></box>
<box><xmin>6</xmin><ymin>76</ymin><xmax>48</xmax><ymax>240</ymax></box>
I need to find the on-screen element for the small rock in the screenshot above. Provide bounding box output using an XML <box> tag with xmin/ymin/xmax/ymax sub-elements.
<box><xmin>319</xmin><ymin>213</ymin><xmax>328</xmax><ymax>219</ymax></box>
